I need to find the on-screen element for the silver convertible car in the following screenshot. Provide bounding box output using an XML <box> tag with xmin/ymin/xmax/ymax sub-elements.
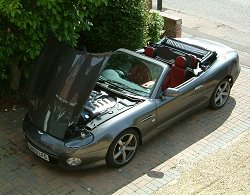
<box><xmin>23</xmin><ymin>36</ymin><xmax>240</xmax><ymax>168</ymax></box>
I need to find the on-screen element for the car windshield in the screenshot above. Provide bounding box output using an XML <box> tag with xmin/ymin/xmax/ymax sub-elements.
<box><xmin>98</xmin><ymin>50</ymin><xmax>163</xmax><ymax>97</ymax></box>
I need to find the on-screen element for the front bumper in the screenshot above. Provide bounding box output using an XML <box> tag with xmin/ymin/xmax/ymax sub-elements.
<box><xmin>23</xmin><ymin>114</ymin><xmax>107</xmax><ymax>169</ymax></box>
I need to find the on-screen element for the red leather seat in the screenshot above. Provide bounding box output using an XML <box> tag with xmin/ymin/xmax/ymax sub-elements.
<box><xmin>161</xmin><ymin>56</ymin><xmax>187</xmax><ymax>91</ymax></box>
<box><xmin>185</xmin><ymin>54</ymin><xmax>198</xmax><ymax>79</ymax></box>
<box><xmin>186</xmin><ymin>54</ymin><xmax>198</xmax><ymax>69</ymax></box>
<box><xmin>128</xmin><ymin>64</ymin><xmax>152</xmax><ymax>85</ymax></box>
<box><xmin>190</xmin><ymin>54</ymin><xmax>198</xmax><ymax>69</ymax></box>
<box><xmin>144</xmin><ymin>46</ymin><xmax>156</xmax><ymax>58</ymax></box>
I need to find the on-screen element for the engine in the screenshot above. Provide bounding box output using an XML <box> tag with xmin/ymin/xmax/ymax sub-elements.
<box><xmin>65</xmin><ymin>88</ymin><xmax>139</xmax><ymax>138</ymax></box>
<box><xmin>80</xmin><ymin>90</ymin><xmax>116</xmax><ymax>123</ymax></box>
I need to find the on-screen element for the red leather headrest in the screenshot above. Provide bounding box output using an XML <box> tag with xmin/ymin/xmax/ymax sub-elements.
<box><xmin>175</xmin><ymin>56</ymin><xmax>186</xmax><ymax>68</ymax></box>
<box><xmin>189</xmin><ymin>54</ymin><xmax>197</xmax><ymax>68</ymax></box>
<box><xmin>144</xmin><ymin>46</ymin><xmax>155</xmax><ymax>57</ymax></box>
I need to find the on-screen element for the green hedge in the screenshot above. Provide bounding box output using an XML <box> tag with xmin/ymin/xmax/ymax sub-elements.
<box><xmin>81</xmin><ymin>0</ymin><xmax>149</xmax><ymax>52</ymax></box>
<box><xmin>147</xmin><ymin>12</ymin><xmax>164</xmax><ymax>43</ymax></box>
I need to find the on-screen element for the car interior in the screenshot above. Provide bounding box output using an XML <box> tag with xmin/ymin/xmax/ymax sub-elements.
<box><xmin>140</xmin><ymin>37</ymin><xmax>218</xmax><ymax>90</ymax></box>
<box><xmin>143</xmin><ymin>45</ymin><xmax>202</xmax><ymax>90</ymax></box>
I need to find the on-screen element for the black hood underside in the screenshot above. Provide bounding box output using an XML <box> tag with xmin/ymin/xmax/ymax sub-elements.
<box><xmin>28</xmin><ymin>36</ymin><xmax>111</xmax><ymax>139</ymax></box>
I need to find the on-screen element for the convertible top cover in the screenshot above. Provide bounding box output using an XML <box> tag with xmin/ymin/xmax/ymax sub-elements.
<box><xmin>159</xmin><ymin>37</ymin><xmax>217</xmax><ymax>65</ymax></box>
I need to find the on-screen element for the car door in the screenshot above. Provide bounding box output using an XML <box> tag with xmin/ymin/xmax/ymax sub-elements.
<box><xmin>155</xmin><ymin>75</ymin><xmax>205</xmax><ymax>132</ymax></box>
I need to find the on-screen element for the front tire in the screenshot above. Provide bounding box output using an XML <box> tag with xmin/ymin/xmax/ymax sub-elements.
<box><xmin>106</xmin><ymin>129</ymin><xmax>139</xmax><ymax>168</ymax></box>
<box><xmin>209</xmin><ymin>78</ymin><xmax>231</xmax><ymax>109</ymax></box>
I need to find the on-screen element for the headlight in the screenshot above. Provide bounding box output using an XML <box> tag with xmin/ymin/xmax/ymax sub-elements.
<box><xmin>80</xmin><ymin>131</ymin><xmax>88</xmax><ymax>139</ymax></box>
<box><xmin>64</xmin><ymin>129</ymin><xmax>94</xmax><ymax>148</ymax></box>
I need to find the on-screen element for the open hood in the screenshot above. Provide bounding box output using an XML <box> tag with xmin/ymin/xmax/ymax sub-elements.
<box><xmin>28</xmin><ymin>37</ymin><xmax>111</xmax><ymax>139</ymax></box>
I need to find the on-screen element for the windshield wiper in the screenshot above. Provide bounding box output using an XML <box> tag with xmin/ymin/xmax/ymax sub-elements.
<box><xmin>127</xmin><ymin>87</ymin><xmax>148</xmax><ymax>95</ymax></box>
<box><xmin>107</xmin><ymin>80</ymin><xmax>127</xmax><ymax>90</ymax></box>
<box><xmin>97</xmin><ymin>77</ymin><xmax>123</xmax><ymax>91</ymax></box>
<box><xmin>109</xmin><ymin>80</ymin><xmax>148</xmax><ymax>96</ymax></box>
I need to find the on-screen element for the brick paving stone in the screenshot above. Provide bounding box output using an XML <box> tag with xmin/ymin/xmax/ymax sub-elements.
<box><xmin>25</xmin><ymin>190</ymin><xmax>40</xmax><ymax>195</ymax></box>
<box><xmin>134</xmin><ymin>188</ymin><xmax>149</xmax><ymax>195</ymax></box>
<box><xmin>146</xmin><ymin>182</ymin><xmax>159</xmax><ymax>191</ymax></box>
<box><xmin>141</xmin><ymin>186</ymin><xmax>155</xmax><ymax>194</ymax></box>
<box><xmin>133</xmin><ymin>179</ymin><xmax>147</xmax><ymax>189</ymax></box>
<box><xmin>118</xmin><ymin>186</ymin><xmax>134</xmax><ymax>194</ymax></box>
<box><xmin>69</xmin><ymin>188</ymin><xmax>91</xmax><ymax>195</ymax></box>
<box><xmin>127</xmin><ymin>183</ymin><xmax>140</xmax><ymax>192</ymax></box>
<box><xmin>150</xmin><ymin>179</ymin><xmax>164</xmax><ymax>188</ymax></box>
<box><xmin>205</xmin><ymin>143</ymin><xmax>219</xmax><ymax>153</ymax></box>
<box><xmin>0</xmin><ymin>183</ymin><xmax>15</xmax><ymax>194</ymax></box>
<box><xmin>114</xmin><ymin>189</ymin><xmax>127</xmax><ymax>195</ymax></box>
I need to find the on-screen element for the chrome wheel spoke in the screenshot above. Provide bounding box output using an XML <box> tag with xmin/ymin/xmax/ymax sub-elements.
<box><xmin>114</xmin><ymin>150</ymin><xmax>123</xmax><ymax>160</ymax></box>
<box><xmin>221</xmin><ymin>82</ymin><xmax>228</xmax><ymax>91</ymax></box>
<box><xmin>218</xmin><ymin>86</ymin><xmax>223</xmax><ymax>93</ymax></box>
<box><xmin>215</xmin><ymin>95</ymin><xmax>220</xmax><ymax>103</ymax></box>
<box><xmin>222</xmin><ymin>91</ymin><xmax>229</xmax><ymax>96</ymax></box>
<box><xmin>118</xmin><ymin>140</ymin><xmax>123</xmax><ymax>147</ymax></box>
<box><xmin>125</xmin><ymin>135</ymin><xmax>134</xmax><ymax>146</ymax></box>
<box><xmin>219</xmin><ymin>96</ymin><xmax>223</xmax><ymax>105</ymax></box>
<box><xmin>122</xmin><ymin>151</ymin><xmax>127</xmax><ymax>163</ymax></box>
<box><xmin>125</xmin><ymin>146</ymin><xmax>136</xmax><ymax>151</ymax></box>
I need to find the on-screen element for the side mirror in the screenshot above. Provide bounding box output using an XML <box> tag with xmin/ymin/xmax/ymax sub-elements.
<box><xmin>163</xmin><ymin>88</ymin><xmax>179</xmax><ymax>97</ymax></box>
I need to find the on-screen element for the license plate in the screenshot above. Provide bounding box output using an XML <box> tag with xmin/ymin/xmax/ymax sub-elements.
<box><xmin>28</xmin><ymin>142</ymin><xmax>49</xmax><ymax>162</ymax></box>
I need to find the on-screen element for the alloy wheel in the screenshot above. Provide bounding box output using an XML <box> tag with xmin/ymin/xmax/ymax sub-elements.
<box><xmin>113</xmin><ymin>133</ymin><xmax>138</xmax><ymax>165</ymax></box>
<box><xmin>214</xmin><ymin>80</ymin><xmax>230</xmax><ymax>107</ymax></box>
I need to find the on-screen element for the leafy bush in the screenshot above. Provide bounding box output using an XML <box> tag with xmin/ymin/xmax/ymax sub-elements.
<box><xmin>147</xmin><ymin>12</ymin><xmax>164</xmax><ymax>43</ymax></box>
<box><xmin>0</xmin><ymin>0</ymin><xmax>107</xmax><ymax>92</ymax></box>
<box><xmin>80</xmin><ymin>0</ymin><xmax>149</xmax><ymax>52</ymax></box>
<box><xmin>80</xmin><ymin>1</ymin><xmax>164</xmax><ymax>53</ymax></box>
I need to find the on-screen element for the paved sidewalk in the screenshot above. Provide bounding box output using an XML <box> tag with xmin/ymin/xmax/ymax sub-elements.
<box><xmin>155</xmin><ymin>129</ymin><xmax>250</xmax><ymax>194</ymax></box>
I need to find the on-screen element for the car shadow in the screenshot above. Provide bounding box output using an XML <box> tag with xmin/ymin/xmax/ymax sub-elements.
<box><xmin>1</xmin><ymin>96</ymin><xmax>236</xmax><ymax>194</ymax></box>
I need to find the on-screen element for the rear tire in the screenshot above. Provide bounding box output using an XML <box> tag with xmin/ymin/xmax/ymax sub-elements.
<box><xmin>209</xmin><ymin>78</ymin><xmax>231</xmax><ymax>109</ymax></box>
<box><xmin>106</xmin><ymin>129</ymin><xmax>139</xmax><ymax>168</ymax></box>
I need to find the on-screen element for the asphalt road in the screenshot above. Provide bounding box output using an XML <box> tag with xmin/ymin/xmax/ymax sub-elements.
<box><xmin>161</xmin><ymin>0</ymin><xmax>250</xmax><ymax>33</ymax></box>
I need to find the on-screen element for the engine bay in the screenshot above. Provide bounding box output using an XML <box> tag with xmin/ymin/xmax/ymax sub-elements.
<box><xmin>77</xmin><ymin>87</ymin><xmax>138</xmax><ymax>127</ymax></box>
